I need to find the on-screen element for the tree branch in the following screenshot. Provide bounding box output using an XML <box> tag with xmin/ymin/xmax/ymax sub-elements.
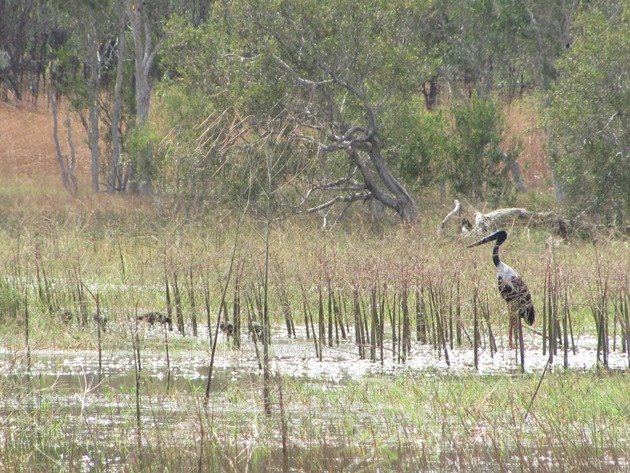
<box><xmin>439</xmin><ymin>199</ymin><xmax>462</xmax><ymax>234</ymax></box>
<box><xmin>304</xmin><ymin>191</ymin><xmax>372</xmax><ymax>214</ymax></box>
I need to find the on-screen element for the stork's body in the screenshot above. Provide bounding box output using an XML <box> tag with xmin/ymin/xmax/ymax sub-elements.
<box><xmin>469</xmin><ymin>230</ymin><xmax>535</xmax><ymax>348</ymax></box>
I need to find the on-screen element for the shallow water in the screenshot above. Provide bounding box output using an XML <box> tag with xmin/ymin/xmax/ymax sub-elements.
<box><xmin>2</xmin><ymin>324</ymin><xmax>628</xmax><ymax>388</ymax></box>
<box><xmin>1</xmin><ymin>324</ymin><xmax>628</xmax><ymax>472</ymax></box>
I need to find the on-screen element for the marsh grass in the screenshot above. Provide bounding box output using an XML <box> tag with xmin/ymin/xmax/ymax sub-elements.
<box><xmin>1</xmin><ymin>368</ymin><xmax>628</xmax><ymax>472</ymax></box>
<box><xmin>0</xmin><ymin>198</ymin><xmax>629</xmax><ymax>470</ymax></box>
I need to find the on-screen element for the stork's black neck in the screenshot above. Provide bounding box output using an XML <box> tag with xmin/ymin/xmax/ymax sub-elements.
<box><xmin>492</xmin><ymin>244</ymin><xmax>501</xmax><ymax>267</ymax></box>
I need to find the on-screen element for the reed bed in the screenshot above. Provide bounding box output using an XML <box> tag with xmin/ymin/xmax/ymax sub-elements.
<box><xmin>0</xmin><ymin>210</ymin><xmax>628</xmax><ymax>471</ymax></box>
<box><xmin>1</xmin><ymin>216</ymin><xmax>627</xmax><ymax>368</ymax></box>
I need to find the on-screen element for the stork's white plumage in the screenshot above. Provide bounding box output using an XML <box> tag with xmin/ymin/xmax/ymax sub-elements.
<box><xmin>469</xmin><ymin>230</ymin><xmax>535</xmax><ymax>348</ymax></box>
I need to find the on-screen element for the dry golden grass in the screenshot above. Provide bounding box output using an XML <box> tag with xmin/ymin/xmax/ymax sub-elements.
<box><xmin>504</xmin><ymin>97</ymin><xmax>550</xmax><ymax>189</ymax></box>
<box><xmin>1</xmin><ymin>96</ymin><xmax>554</xmax><ymax>217</ymax></box>
<box><xmin>0</xmin><ymin>101</ymin><xmax>87</xmax><ymax>173</ymax></box>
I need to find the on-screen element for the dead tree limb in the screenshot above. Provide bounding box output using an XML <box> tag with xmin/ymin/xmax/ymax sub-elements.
<box><xmin>470</xmin><ymin>207</ymin><xmax>570</xmax><ymax>237</ymax></box>
<box><xmin>440</xmin><ymin>200</ymin><xmax>599</xmax><ymax>239</ymax></box>
<box><xmin>439</xmin><ymin>200</ymin><xmax>462</xmax><ymax>234</ymax></box>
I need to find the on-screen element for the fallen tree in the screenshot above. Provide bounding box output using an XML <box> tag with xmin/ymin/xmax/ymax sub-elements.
<box><xmin>439</xmin><ymin>199</ymin><xmax>602</xmax><ymax>239</ymax></box>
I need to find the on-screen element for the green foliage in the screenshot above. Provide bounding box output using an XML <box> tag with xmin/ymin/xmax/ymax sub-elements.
<box><xmin>446</xmin><ymin>95</ymin><xmax>516</xmax><ymax>205</ymax></box>
<box><xmin>382</xmin><ymin>96</ymin><xmax>450</xmax><ymax>190</ymax></box>
<box><xmin>545</xmin><ymin>5</ymin><xmax>629</xmax><ymax>221</ymax></box>
<box><xmin>0</xmin><ymin>49</ymin><xmax>9</xmax><ymax>70</ymax></box>
<box><xmin>0</xmin><ymin>277</ymin><xmax>21</xmax><ymax>321</ymax></box>
<box><xmin>126</xmin><ymin>122</ymin><xmax>161</xmax><ymax>188</ymax></box>
<box><xmin>155</xmin><ymin>15</ymin><xmax>284</xmax><ymax>210</ymax></box>
<box><xmin>154</xmin><ymin>1</ymin><xmax>446</xmax><ymax>213</ymax></box>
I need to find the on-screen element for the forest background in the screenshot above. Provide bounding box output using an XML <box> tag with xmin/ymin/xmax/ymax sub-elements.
<box><xmin>0</xmin><ymin>0</ymin><xmax>627</xmax><ymax>229</ymax></box>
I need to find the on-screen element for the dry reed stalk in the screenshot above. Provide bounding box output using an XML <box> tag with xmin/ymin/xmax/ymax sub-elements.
<box><xmin>327</xmin><ymin>280</ymin><xmax>334</xmax><ymax>348</ymax></box>
<box><xmin>299</xmin><ymin>281</ymin><xmax>311</xmax><ymax>340</ymax></box>
<box><xmin>517</xmin><ymin>314</ymin><xmax>525</xmax><ymax>373</ymax></box>
<box><xmin>318</xmin><ymin>284</ymin><xmax>325</xmax><ymax>361</ymax></box>
<box><xmin>389</xmin><ymin>290</ymin><xmax>397</xmax><ymax>362</ymax></box>
<box><xmin>478</xmin><ymin>291</ymin><xmax>496</xmax><ymax>355</ymax></box>
<box><xmin>331</xmin><ymin>284</ymin><xmax>341</xmax><ymax>345</ymax></box>
<box><xmin>116</xmin><ymin>236</ymin><xmax>126</xmax><ymax>282</ymax></box>
<box><xmin>204</xmin><ymin>203</ymin><xmax>246</xmax><ymax>408</ymax></box>
<box><xmin>455</xmin><ymin>275</ymin><xmax>462</xmax><ymax>347</ymax></box>
<box><xmin>473</xmin><ymin>285</ymin><xmax>479</xmax><ymax>370</ymax></box>
<box><xmin>131</xmin><ymin>307</ymin><xmax>142</xmax><ymax>449</ymax></box>
<box><xmin>429</xmin><ymin>283</ymin><xmax>450</xmax><ymax>366</ymax></box>
<box><xmin>624</xmin><ymin>291</ymin><xmax>630</xmax><ymax>368</ymax></box>
<box><xmin>401</xmin><ymin>285</ymin><xmax>411</xmax><ymax>362</ymax></box>
<box><xmin>370</xmin><ymin>286</ymin><xmax>377</xmax><ymax>362</ymax></box>
<box><xmin>203</xmin><ymin>275</ymin><xmax>213</xmax><ymax>341</ymax></box>
<box><xmin>542</xmin><ymin>266</ymin><xmax>548</xmax><ymax>356</ymax></box>
<box><xmin>306</xmin><ymin>289</ymin><xmax>320</xmax><ymax>359</ymax></box>
<box><xmin>232</xmin><ymin>271</ymin><xmax>241</xmax><ymax>349</ymax></box>
<box><xmin>276</xmin><ymin>372</ymin><xmax>290</xmax><ymax>473</ymax></box>
<box><xmin>592</xmin><ymin>245</ymin><xmax>610</xmax><ymax>368</ymax></box>
<box><xmin>415</xmin><ymin>286</ymin><xmax>427</xmax><ymax>344</ymax></box>
<box><xmin>24</xmin><ymin>286</ymin><xmax>31</xmax><ymax>373</ymax></box>
<box><xmin>352</xmin><ymin>285</ymin><xmax>365</xmax><ymax>359</ymax></box>
<box><xmin>336</xmin><ymin>289</ymin><xmax>347</xmax><ymax>340</ymax></box>
<box><xmin>172</xmin><ymin>272</ymin><xmax>185</xmax><ymax>335</ymax></box>
<box><xmin>277</xmin><ymin>270</ymin><xmax>296</xmax><ymax>338</ymax></box>
<box><xmin>165</xmin><ymin>272</ymin><xmax>174</xmax><ymax>333</ymax></box>
<box><xmin>95</xmin><ymin>293</ymin><xmax>102</xmax><ymax>378</ymax></box>
<box><xmin>188</xmin><ymin>267</ymin><xmax>198</xmax><ymax>337</ymax></box>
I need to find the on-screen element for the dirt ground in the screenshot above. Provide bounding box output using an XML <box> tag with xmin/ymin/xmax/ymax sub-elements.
<box><xmin>0</xmin><ymin>96</ymin><xmax>549</xmax><ymax>191</ymax></box>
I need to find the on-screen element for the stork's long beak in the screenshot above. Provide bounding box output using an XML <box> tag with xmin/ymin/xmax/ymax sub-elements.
<box><xmin>467</xmin><ymin>230</ymin><xmax>507</xmax><ymax>248</ymax></box>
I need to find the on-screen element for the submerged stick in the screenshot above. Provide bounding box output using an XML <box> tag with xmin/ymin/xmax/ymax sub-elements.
<box><xmin>524</xmin><ymin>357</ymin><xmax>551</xmax><ymax>422</ymax></box>
<box><xmin>204</xmin><ymin>201</ymin><xmax>248</xmax><ymax>408</ymax></box>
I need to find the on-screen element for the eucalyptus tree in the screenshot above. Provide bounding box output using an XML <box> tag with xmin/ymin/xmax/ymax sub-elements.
<box><xmin>545</xmin><ymin>3</ymin><xmax>629</xmax><ymax>222</ymax></box>
<box><xmin>126</xmin><ymin>0</ymin><xmax>161</xmax><ymax>194</ymax></box>
<box><xmin>0</xmin><ymin>0</ymin><xmax>47</xmax><ymax>102</ymax></box>
<box><xmin>48</xmin><ymin>0</ymin><xmax>119</xmax><ymax>192</ymax></box>
<box><xmin>158</xmin><ymin>0</ymin><xmax>441</xmax><ymax>222</ymax></box>
<box><xmin>246</xmin><ymin>0</ymin><xmax>446</xmax><ymax>222</ymax></box>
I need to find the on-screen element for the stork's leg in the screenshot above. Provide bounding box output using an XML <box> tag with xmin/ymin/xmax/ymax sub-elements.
<box><xmin>508</xmin><ymin>314</ymin><xmax>515</xmax><ymax>349</ymax></box>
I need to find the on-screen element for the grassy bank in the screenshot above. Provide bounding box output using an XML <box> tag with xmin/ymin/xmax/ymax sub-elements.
<box><xmin>1</xmin><ymin>368</ymin><xmax>628</xmax><ymax>472</ymax></box>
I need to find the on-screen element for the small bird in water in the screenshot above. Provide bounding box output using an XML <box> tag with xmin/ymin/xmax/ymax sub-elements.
<box><xmin>137</xmin><ymin>311</ymin><xmax>173</xmax><ymax>331</ymax></box>
<box><xmin>468</xmin><ymin>229</ymin><xmax>535</xmax><ymax>349</ymax></box>
<box><xmin>248</xmin><ymin>321</ymin><xmax>263</xmax><ymax>339</ymax></box>
<box><xmin>219</xmin><ymin>320</ymin><xmax>234</xmax><ymax>336</ymax></box>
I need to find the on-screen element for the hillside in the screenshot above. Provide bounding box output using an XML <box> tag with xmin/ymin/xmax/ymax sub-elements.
<box><xmin>0</xmin><ymin>100</ymin><xmax>89</xmax><ymax>192</ymax></box>
<box><xmin>0</xmin><ymin>97</ymin><xmax>551</xmax><ymax>206</ymax></box>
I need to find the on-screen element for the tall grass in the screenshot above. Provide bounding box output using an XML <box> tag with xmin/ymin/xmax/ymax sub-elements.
<box><xmin>0</xmin><ymin>206</ymin><xmax>628</xmax><ymax>366</ymax></box>
<box><xmin>0</xmin><ymin>196</ymin><xmax>628</xmax><ymax>470</ymax></box>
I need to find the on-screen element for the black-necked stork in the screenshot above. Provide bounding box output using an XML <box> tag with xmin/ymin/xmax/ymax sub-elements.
<box><xmin>468</xmin><ymin>229</ymin><xmax>535</xmax><ymax>348</ymax></box>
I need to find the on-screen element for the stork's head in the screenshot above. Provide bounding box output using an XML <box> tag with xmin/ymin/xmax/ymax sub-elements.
<box><xmin>467</xmin><ymin>229</ymin><xmax>508</xmax><ymax>248</ymax></box>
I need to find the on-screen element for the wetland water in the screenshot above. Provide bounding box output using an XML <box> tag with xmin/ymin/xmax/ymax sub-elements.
<box><xmin>1</xmin><ymin>325</ymin><xmax>628</xmax><ymax>471</ymax></box>
<box><xmin>3</xmin><ymin>324</ymin><xmax>628</xmax><ymax>386</ymax></box>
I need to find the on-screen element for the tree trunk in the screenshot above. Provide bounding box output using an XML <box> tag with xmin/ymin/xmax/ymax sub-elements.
<box><xmin>351</xmin><ymin>139</ymin><xmax>417</xmax><ymax>223</ymax></box>
<box><xmin>422</xmin><ymin>76</ymin><xmax>439</xmax><ymax>110</ymax></box>
<box><xmin>127</xmin><ymin>0</ymin><xmax>158</xmax><ymax>194</ymax></box>
<box><xmin>87</xmin><ymin>44</ymin><xmax>101</xmax><ymax>192</ymax></box>
<box><xmin>50</xmin><ymin>91</ymin><xmax>78</xmax><ymax>196</ymax></box>
<box><xmin>108</xmin><ymin>0</ymin><xmax>126</xmax><ymax>193</ymax></box>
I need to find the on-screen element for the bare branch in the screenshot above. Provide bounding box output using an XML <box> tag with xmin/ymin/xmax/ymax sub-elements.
<box><xmin>274</xmin><ymin>55</ymin><xmax>334</xmax><ymax>87</ymax></box>
<box><xmin>304</xmin><ymin>192</ymin><xmax>371</xmax><ymax>214</ymax></box>
<box><xmin>439</xmin><ymin>200</ymin><xmax>462</xmax><ymax>234</ymax></box>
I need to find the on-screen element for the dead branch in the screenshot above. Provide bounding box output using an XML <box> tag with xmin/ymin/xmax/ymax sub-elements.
<box><xmin>439</xmin><ymin>200</ymin><xmax>462</xmax><ymax>234</ymax></box>
<box><xmin>304</xmin><ymin>192</ymin><xmax>371</xmax><ymax>214</ymax></box>
<box><xmin>440</xmin><ymin>199</ymin><xmax>600</xmax><ymax>239</ymax></box>
<box><xmin>470</xmin><ymin>207</ymin><xmax>570</xmax><ymax>237</ymax></box>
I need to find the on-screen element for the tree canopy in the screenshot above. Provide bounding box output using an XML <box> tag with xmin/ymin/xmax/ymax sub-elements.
<box><xmin>1</xmin><ymin>0</ymin><xmax>627</xmax><ymax>226</ymax></box>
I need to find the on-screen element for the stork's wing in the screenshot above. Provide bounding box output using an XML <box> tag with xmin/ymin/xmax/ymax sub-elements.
<box><xmin>498</xmin><ymin>276</ymin><xmax>535</xmax><ymax>325</ymax></box>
